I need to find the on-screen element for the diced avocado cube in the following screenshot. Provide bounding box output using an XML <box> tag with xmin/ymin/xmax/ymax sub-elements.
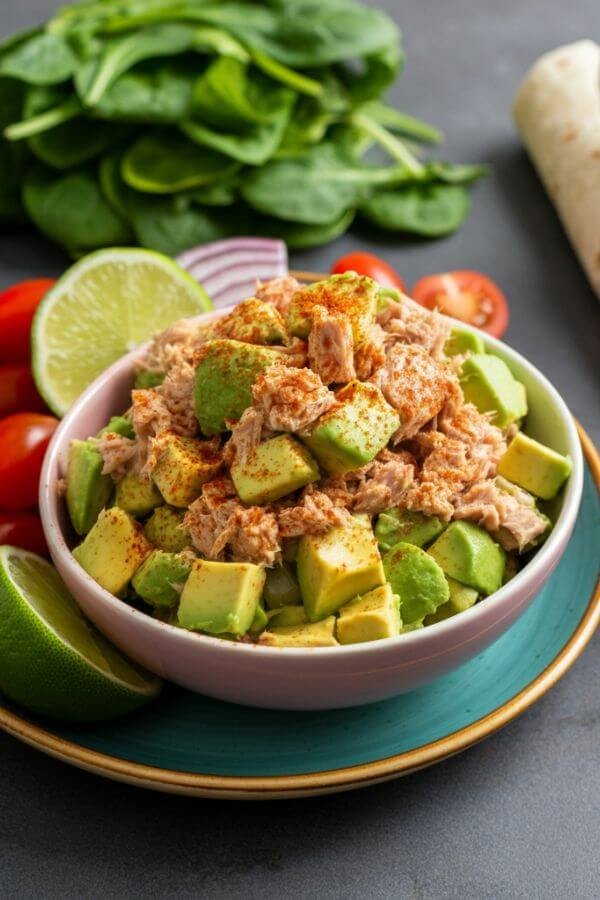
<box><xmin>249</xmin><ymin>604</ymin><xmax>268</xmax><ymax>634</ymax></box>
<box><xmin>66</xmin><ymin>439</ymin><xmax>113</xmax><ymax>536</ymax></box>
<box><xmin>402</xmin><ymin>620</ymin><xmax>424</xmax><ymax>633</ymax></box>
<box><xmin>134</xmin><ymin>371</ymin><xmax>165</xmax><ymax>390</ymax></box>
<box><xmin>262</xmin><ymin>563</ymin><xmax>301</xmax><ymax>609</ymax></box>
<box><xmin>97</xmin><ymin>415</ymin><xmax>135</xmax><ymax>439</ymax></box>
<box><xmin>132</xmin><ymin>550</ymin><xmax>192</xmax><ymax>608</ymax></box>
<box><xmin>497</xmin><ymin>432</ymin><xmax>572</xmax><ymax>500</ymax></box>
<box><xmin>194</xmin><ymin>339</ymin><xmax>282</xmax><ymax>434</ymax></box>
<box><xmin>286</xmin><ymin>273</ymin><xmax>377</xmax><ymax>342</ymax></box>
<box><xmin>424</xmin><ymin>576</ymin><xmax>478</xmax><ymax>625</ymax></box>
<box><xmin>144</xmin><ymin>506</ymin><xmax>189</xmax><ymax>552</ymax></box>
<box><xmin>267</xmin><ymin>606</ymin><xmax>308</xmax><ymax>627</ymax></box>
<box><xmin>73</xmin><ymin>507</ymin><xmax>151</xmax><ymax>596</ymax></box>
<box><xmin>337</xmin><ymin>584</ymin><xmax>401</xmax><ymax>645</ymax></box>
<box><xmin>460</xmin><ymin>353</ymin><xmax>527</xmax><ymax>427</ymax></box>
<box><xmin>375</xmin><ymin>508</ymin><xmax>445</xmax><ymax>552</ymax></box>
<box><xmin>212</xmin><ymin>298</ymin><xmax>288</xmax><ymax>345</ymax></box>
<box><xmin>383</xmin><ymin>542</ymin><xmax>449</xmax><ymax>625</ymax></box>
<box><xmin>302</xmin><ymin>381</ymin><xmax>399</xmax><ymax>474</ymax></box>
<box><xmin>297</xmin><ymin>518</ymin><xmax>385</xmax><ymax>622</ymax></box>
<box><xmin>259</xmin><ymin>616</ymin><xmax>338</xmax><ymax>647</ymax></box>
<box><xmin>151</xmin><ymin>434</ymin><xmax>221</xmax><ymax>507</ymax></box>
<box><xmin>114</xmin><ymin>472</ymin><xmax>163</xmax><ymax>518</ymax></box>
<box><xmin>428</xmin><ymin>521</ymin><xmax>506</xmax><ymax>596</ymax></box>
<box><xmin>377</xmin><ymin>287</ymin><xmax>401</xmax><ymax>312</ymax></box>
<box><xmin>177</xmin><ymin>559</ymin><xmax>265</xmax><ymax>635</ymax></box>
<box><xmin>444</xmin><ymin>327</ymin><xmax>485</xmax><ymax>358</ymax></box>
<box><xmin>231</xmin><ymin>434</ymin><xmax>319</xmax><ymax>505</ymax></box>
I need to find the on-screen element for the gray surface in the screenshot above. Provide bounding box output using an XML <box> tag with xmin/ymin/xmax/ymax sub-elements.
<box><xmin>0</xmin><ymin>1</ymin><xmax>599</xmax><ymax>897</ymax></box>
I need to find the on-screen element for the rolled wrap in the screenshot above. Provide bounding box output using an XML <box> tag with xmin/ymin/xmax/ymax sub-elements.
<box><xmin>513</xmin><ymin>40</ymin><xmax>600</xmax><ymax>298</ymax></box>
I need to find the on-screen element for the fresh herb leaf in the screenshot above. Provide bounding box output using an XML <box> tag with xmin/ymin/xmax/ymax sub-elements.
<box><xmin>360</xmin><ymin>181</ymin><xmax>471</xmax><ymax>236</ymax></box>
<box><xmin>122</xmin><ymin>130</ymin><xmax>239</xmax><ymax>193</ymax></box>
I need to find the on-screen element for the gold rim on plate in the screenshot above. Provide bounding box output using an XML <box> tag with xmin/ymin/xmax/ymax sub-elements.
<box><xmin>0</xmin><ymin>268</ymin><xmax>598</xmax><ymax>799</ymax></box>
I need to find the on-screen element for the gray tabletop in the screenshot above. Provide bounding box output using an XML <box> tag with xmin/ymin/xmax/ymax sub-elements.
<box><xmin>1</xmin><ymin>1</ymin><xmax>599</xmax><ymax>898</ymax></box>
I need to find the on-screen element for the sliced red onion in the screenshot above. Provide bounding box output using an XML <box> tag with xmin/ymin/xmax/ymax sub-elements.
<box><xmin>177</xmin><ymin>238</ymin><xmax>288</xmax><ymax>309</ymax></box>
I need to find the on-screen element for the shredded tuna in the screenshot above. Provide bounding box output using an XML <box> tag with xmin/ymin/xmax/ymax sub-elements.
<box><xmin>438</xmin><ymin>400</ymin><xmax>507</xmax><ymax>481</ymax></box>
<box><xmin>373</xmin><ymin>344</ymin><xmax>458</xmax><ymax>442</ymax></box>
<box><xmin>352</xmin><ymin>450</ymin><xmax>415</xmax><ymax>515</ymax></box>
<box><xmin>403</xmin><ymin>433</ymin><xmax>476</xmax><ymax>520</ymax></box>
<box><xmin>90</xmin><ymin>431</ymin><xmax>137</xmax><ymax>481</ymax></box>
<box><xmin>276</xmin><ymin>486</ymin><xmax>353</xmax><ymax>537</ymax></box>
<box><xmin>252</xmin><ymin>364</ymin><xmax>335</xmax><ymax>433</ymax></box>
<box><xmin>228</xmin><ymin>506</ymin><xmax>280</xmax><ymax>566</ymax></box>
<box><xmin>377</xmin><ymin>294</ymin><xmax>451</xmax><ymax>359</ymax></box>
<box><xmin>454</xmin><ymin>480</ymin><xmax>548</xmax><ymax>552</ymax></box>
<box><xmin>130</xmin><ymin>389</ymin><xmax>174</xmax><ymax>476</ymax></box>
<box><xmin>275</xmin><ymin>336</ymin><xmax>308</xmax><ymax>367</ymax></box>
<box><xmin>136</xmin><ymin>318</ymin><xmax>208</xmax><ymax>373</ymax></box>
<box><xmin>307</xmin><ymin>305</ymin><xmax>356</xmax><ymax>385</ymax></box>
<box><xmin>255</xmin><ymin>275</ymin><xmax>302</xmax><ymax>315</ymax></box>
<box><xmin>354</xmin><ymin>324</ymin><xmax>386</xmax><ymax>381</ymax></box>
<box><xmin>223</xmin><ymin>407</ymin><xmax>264</xmax><ymax>466</ymax></box>
<box><xmin>159</xmin><ymin>360</ymin><xmax>199</xmax><ymax>438</ymax></box>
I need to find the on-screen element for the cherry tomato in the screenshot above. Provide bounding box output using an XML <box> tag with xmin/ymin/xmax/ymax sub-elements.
<box><xmin>0</xmin><ymin>413</ymin><xmax>58</xmax><ymax>509</ymax></box>
<box><xmin>0</xmin><ymin>278</ymin><xmax>55</xmax><ymax>363</ymax></box>
<box><xmin>331</xmin><ymin>252</ymin><xmax>406</xmax><ymax>292</ymax></box>
<box><xmin>0</xmin><ymin>512</ymin><xmax>49</xmax><ymax>557</ymax></box>
<box><xmin>411</xmin><ymin>269</ymin><xmax>510</xmax><ymax>338</ymax></box>
<box><xmin>0</xmin><ymin>363</ymin><xmax>47</xmax><ymax>417</ymax></box>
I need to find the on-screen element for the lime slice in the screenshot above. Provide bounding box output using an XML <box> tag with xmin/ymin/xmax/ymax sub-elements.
<box><xmin>0</xmin><ymin>546</ymin><xmax>161</xmax><ymax>722</ymax></box>
<box><xmin>32</xmin><ymin>247</ymin><xmax>212</xmax><ymax>416</ymax></box>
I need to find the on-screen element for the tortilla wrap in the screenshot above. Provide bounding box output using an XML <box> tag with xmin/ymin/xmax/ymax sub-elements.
<box><xmin>513</xmin><ymin>40</ymin><xmax>600</xmax><ymax>298</ymax></box>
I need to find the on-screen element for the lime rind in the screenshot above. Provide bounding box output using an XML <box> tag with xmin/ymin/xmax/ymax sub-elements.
<box><xmin>32</xmin><ymin>247</ymin><xmax>212</xmax><ymax>416</ymax></box>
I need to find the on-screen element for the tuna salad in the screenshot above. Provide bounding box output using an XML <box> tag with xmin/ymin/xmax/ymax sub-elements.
<box><xmin>65</xmin><ymin>273</ymin><xmax>572</xmax><ymax>647</ymax></box>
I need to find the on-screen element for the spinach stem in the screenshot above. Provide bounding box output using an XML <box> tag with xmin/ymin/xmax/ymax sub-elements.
<box><xmin>4</xmin><ymin>97</ymin><xmax>81</xmax><ymax>141</ymax></box>
<box><xmin>350</xmin><ymin>112</ymin><xmax>425</xmax><ymax>176</ymax></box>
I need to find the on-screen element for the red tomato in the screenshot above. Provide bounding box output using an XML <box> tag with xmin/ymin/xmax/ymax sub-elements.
<box><xmin>0</xmin><ymin>363</ymin><xmax>47</xmax><ymax>417</ymax></box>
<box><xmin>331</xmin><ymin>252</ymin><xmax>406</xmax><ymax>292</ymax></box>
<box><xmin>0</xmin><ymin>413</ymin><xmax>58</xmax><ymax>509</ymax></box>
<box><xmin>0</xmin><ymin>512</ymin><xmax>48</xmax><ymax>557</ymax></box>
<box><xmin>411</xmin><ymin>269</ymin><xmax>510</xmax><ymax>338</ymax></box>
<box><xmin>0</xmin><ymin>278</ymin><xmax>55</xmax><ymax>363</ymax></box>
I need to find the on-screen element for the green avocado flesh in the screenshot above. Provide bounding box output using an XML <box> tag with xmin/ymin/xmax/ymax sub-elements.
<box><xmin>132</xmin><ymin>550</ymin><xmax>192</xmax><ymax>608</ymax></box>
<box><xmin>134</xmin><ymin>370</ymin><xmax>165</xmax><ymax>389</ymax></box>
<box><xmin>383</xmin><ymin>542</ymin><xmax>449</xmax><ymax>625</ymax></box>
<box><xmin>73</xmin><ymin>508</ymin><xmax>151</xmax><ymax>596</ymax></box>
<box><xmin>212</xmin><ymin>298</ymin><xmax>287</xmax><ymax>345</ymax></box>
<box><xmin>444</xmin><ymin>327</ymin><xmax>485</xmax><ymax>358</ymax></box>
<box><xmin>151</xmin><ymin>434</ymin><xmax>221</xmax><ymax>507</ymax></box>
<box><xmin>97</xmin><ymin>416</ymin><xmax>135</xmax><ymax>439</ymax></box>
<box><xmin>302</xmin><ymin>381</ymin><xmax>399</xmax><ymax>474</ymax></box>
<box><xmin>177</xmin><ymin>559</ymin><xmax>265</xmax><ymax>635</ymax></box>
<box><xmin>194</xmin><ymin>339</ymin><xmax>282</xmax><ymax>434</ymax></box>
<box><xmin>66</xmin><ymin>440</ymin><xmax>113</xmax><ymax>536</ymax></box>
<box><xmin>424</xmin><ymin>576</ymin><xmax>478</xmax><ymax>625</ymax></box>
<box><xmin>375</xmin><ymin>508</ymin><xmax>445</xmax><ymax>552</ymax></box>
<box><xmin>286</xmin><ymin>273</ymin><xmax>378</xmax><ymax>342</ymax></box>
<box><xmin>498</xmin><ymin>432</ymin><xmax>572</xmax><ymax>500</ymax></box>
<box><xmin>114</xmin><ymin>472</ymin><xmax>163</xmax><ymax>518</ymax></box>
<box><xmin>460</xmin><ymin>353</ymin><xmax>527</xmax><ymax>428</ymax></box>
<box><xmin>260</xmin><ymin>616</ymin><xmax>338</xmax><ymax>648</ymax></box>
<box><xmin>428</xmin><ymin>521</ymin><xmax>505</xmax><ymax>595</ymax></box>
<box><xmin>267</xmin><ymin>605</ymin><xmax>307</xmax><ymax>627</ymax></box>
<box><xmin>143</xmin><ymin>506</ymin><xmax>189</xmax><ymax>552</ymax></box>
<box><xmin>337</xmin><ymin>583</ymin><xmax>401</xmax><ymax>644</ymax></box>
<box><xmin>231</xmin><ymin>434</ymin><xmax>319</xmax><ymax>504</ymax></box>
<box><xmin>262</xmin><ymin>564</ymin><xmax>301</xmax><ymax>610</ymax></box>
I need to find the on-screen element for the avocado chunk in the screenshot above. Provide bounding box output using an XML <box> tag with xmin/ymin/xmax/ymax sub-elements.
<box><xmin>383</xmin><ymin>542</ymin><xmax>449</xmax><ymax>625</ymax></box>
<box><xmin>375</xmin><ymin>508</ymin><xmax>445</xmax><ymax>552</ymax></box>
<box><xmin>337</xmin><ymin>584</ymin><xmax>401</xmax><ymax>645</ymax></box>
<box><xmin>194</xmin><ymin>339</ymin><xmax>282</xmax><ymax>434</ymax></box>
<box><xmin>497</xmin><ymin>432</ymin><xmax>572</xmax><ymax>500</ymax></box>
<box><xmin>114</xmin><ymin>472</ymin><xmax>163</xmax><ymax>518</ymax></box>
<box><xmin>424</xmin><ymin>576</ymin><xmax>478</xmax><ymax>625</ymax></box>
<box><xmin>134</xmin><ymin>370</ymin><xmax>165</xmax><ymax>390</ymax></box>
<box><xmin>249</xmin><ymin>604</ymin><xmax>268</xmax><ymax>634</ymax></box>
<box><xmin>211</xmin><ymin>298</ymin><xmax>288</xmax><ymax>345</ymax></box>
<box><xmin>297</xmin><ymin>518</ymin><xmax>385</xmax><ymax>622</ymax></box>
<box><xmin>286</xmin><ymin>273</ymin><xmax>377</xmax><ymax>342</ymax></box>
<box><xmin>177</xmin><ymin>559</ymin><xmax>265</xmax><ymax>635</ymax></box>
<box><xmin>151</xmin><ymin>434</ymin><xmax>221</xmax><ymax>507</ymax></box>
<box><xmin>460</xmin><ymin>353</ymin><xmax>527</xmax><ymax>427</ymax></box>
<box><xmin>444</xmin><ymin>327</ymin><xmax>485</xmax><ymax>358</ymax></box>
<box><xmin>73</xmin><ymin>508</ymin><xmax>152</xmax><ymax>596</ymax></box>
<box><xmin>267</xmin><ymin>605</ymin><xmax>308</xmax><ymax>627</ymax></box>
<box><xmin>144</xmin><ymin>506</ymin><xmax>189</xmax><ymax>552</ymax></box>
<box><xmin>259</xmin><ymin>616</ymin><xmax>338</xmax><ymax>647</ymax></box>
<box><xmin>282</xmin><ymin>537</ymin><xmax>300</xmax><ymax>563</ymax></box>
<box><xmin>97</xmin><ymin>415</ymin><xmax>135</xmax><ymax>439</ymax></box>
<box><xmin>262</xmin><ymin>563</ymin><xmax>301</xmax><ymax>609</ymax></box>
<box><xmin>302</xmin><ymin>381</ymin><xmax>399</xmax><ymax>474</ymax></box>
<box><xmin>132</xmin><ymin>550</ymin><xmax>192</xmax><ymax>608</ymax></box>
<box><xmin>66</xmin><ymin>440</ymin><xmax>113</xmax><ymax>536</ymax></box>
<box><xmin>428</xmin><ymin>521</ymin><xmax>506</xmax><ymax>595</ymax></box>
<box><xmin>231</xmin><ymin>434</ymin><xmax>319</xmax><ymax>505</ymax></box>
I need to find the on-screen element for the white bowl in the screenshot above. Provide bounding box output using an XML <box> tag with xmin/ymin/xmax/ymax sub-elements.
<box><xmin>39</xmin><ymin>311</ymin><xmax>583</xmax><ymax>710</ymax></box>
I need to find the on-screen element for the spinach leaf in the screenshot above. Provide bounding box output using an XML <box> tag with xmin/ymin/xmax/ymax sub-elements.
<box><xmin>425</xmin><ymin>161</ymin><xmax>489</xmax><ymax>184</ymax></box>
<box><xmin>122</xmin><ymin>130</ymin><xmax>239</xmax><ymax>193</ymax></box>
<box><xmin>191</xmin><ymin>58</ymin><xmax>287</xmax><ymax>131</ymax></box>
<box><xmin>249</xmin><ymin>49</ymin><xmax>323</xmax><ymax>97</ymax></box>
<box><xmin>23</xmin><ymin>163</ymin><xmax>133</xmax><ymax>250</ymax></box>
<box><xmin>75</xmin><ymin>24</ymin><xmax>198</xmax><ymax>106</ymax></box>
<box><xmin>181</xmin><ymin>87</ymin><xmax>294</xmax><ymax>164</ymax></box>
<box><xmin>99</xmin><ymin>150</ymin><xmax>133</xmax><ymax>220</ymax></box>
<box><xmin>127</xmin><ymin>191</ymin><xmax>229</xmax><ymax>256</ymax></box>
<box><xmin>337</xmin><ymin>41</ymin><xmax>403</xmax><ymax>104</ymax></box>
<box><xmin>360</xmin><ymin>182</ymin><xmax>470</xmax><ymax>236</ymax></box>
<box><xmin>0</xmin><ymin>33</ymin><xmax>78</xmax><ymax>86</ymax></box>
<box><xmin>91</xmin><ymin>58</ymin><xmax>197</xmax><ymax>123</ymax></box>
<box><xmin>190</xmin><ymin>179</ymin><xmax>238</xmax><ymax>207</ymax></box>
<box><xmin>270</xmin><ymin>208</ymin><xmax>356</xmax><ymax>249</ymax></box>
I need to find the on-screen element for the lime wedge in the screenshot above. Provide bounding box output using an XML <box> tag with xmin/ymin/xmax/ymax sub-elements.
<box><xmin>0</xmin><ymin>546</ymin><xmax>161</xmax><ymax>722</ymax></box>
<box><xmin>32</xmin><ymin>247</ymin><xmax>212</xmax><ymax>416</ymax></box>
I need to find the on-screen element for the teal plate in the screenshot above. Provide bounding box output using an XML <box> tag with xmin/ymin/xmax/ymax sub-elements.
<box><xmin>1</xmin><ymin>427</ymin><xmax>598</xmax><ymax>799</ymax></box>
